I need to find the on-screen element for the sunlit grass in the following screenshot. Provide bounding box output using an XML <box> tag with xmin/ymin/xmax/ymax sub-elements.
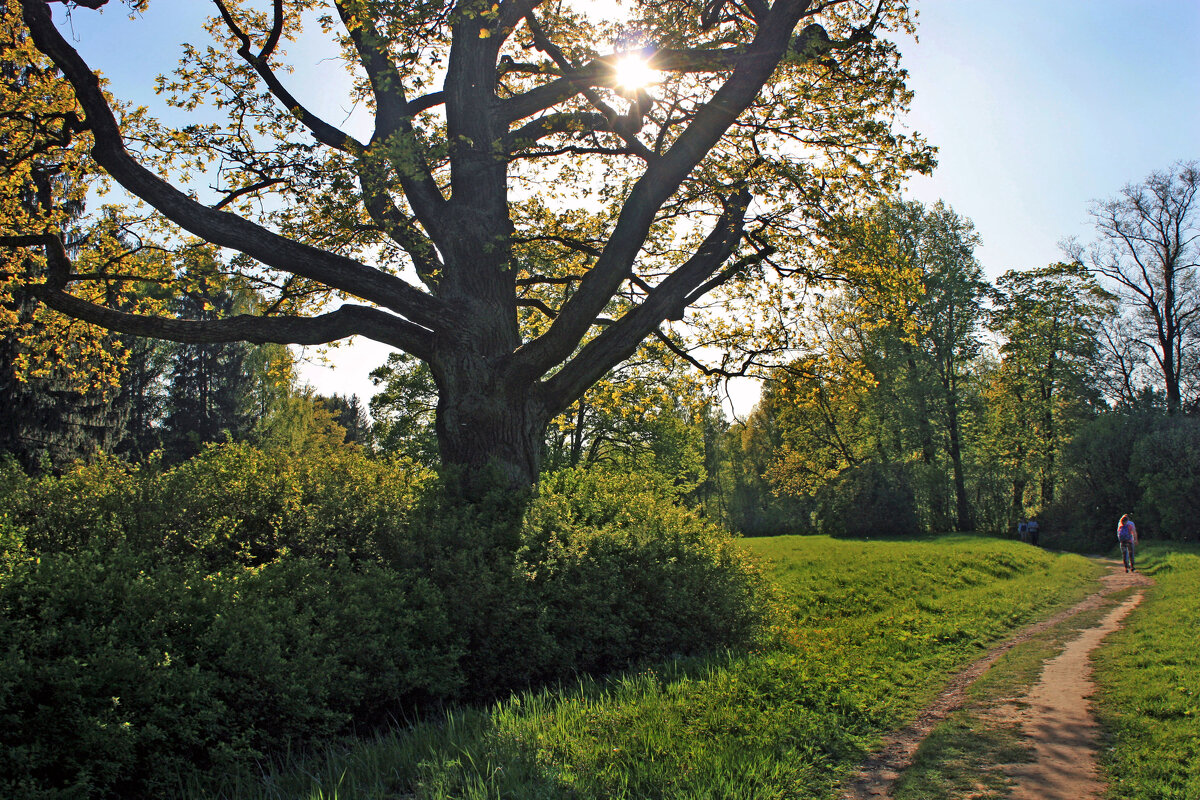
<box><xmin>1092</xmin><ymin>543</ymin><xmax>1200</xmax><ymax>800</ymax></box>
<box><xmin>187</xmin><ymin>536</ymin><xmax>1103</xmax><ymax>800</ymax></box>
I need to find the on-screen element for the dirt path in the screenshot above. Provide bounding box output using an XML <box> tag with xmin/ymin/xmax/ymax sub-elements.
<box><xmin>1001</xmin><ymin>588</ymin><xmax>1144</xmax><ymax>799</ymax></box>
<box><xmin>839</xmin><ymin>561</ymin><xmax>1152</xmax><ymax>800</ymax></box>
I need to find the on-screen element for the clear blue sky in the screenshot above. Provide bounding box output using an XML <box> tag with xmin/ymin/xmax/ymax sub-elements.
<box><xmin>55</xmin><ymin>1</ymin><xmax>1200</xmax><ymax>409</ymax></box>
<box><xmin>899</xmin><ymin>0</ymin><xmax>1199</xmax><ymax>279</ymax></box>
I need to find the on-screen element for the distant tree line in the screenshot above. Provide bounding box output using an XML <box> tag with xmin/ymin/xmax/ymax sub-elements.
<box><xmin>3</xmin><ymin>163</ymin><xmax>1196</xmax><ymax>550</ymax></box>
<box><xmin>723</xmin><ymin>162</ymin><xmax>1199</xmax><ymax>548</ymax></box>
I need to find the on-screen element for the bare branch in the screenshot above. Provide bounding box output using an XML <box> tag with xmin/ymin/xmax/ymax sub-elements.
<box><xmin>211</xmin><ymin>177</ymin><xmax>288</xmax><ymax>211</ymax></box>
<box><xmin>212</xmin><ymin>0</ymin><xmax>363</xmax><ymax>153</ymax></box>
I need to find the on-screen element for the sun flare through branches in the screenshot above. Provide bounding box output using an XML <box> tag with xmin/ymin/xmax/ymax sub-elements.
<box><xmin>613</xmin><ymin>54</ymin><xmax>659</xmax><ymax>92</ymax></box>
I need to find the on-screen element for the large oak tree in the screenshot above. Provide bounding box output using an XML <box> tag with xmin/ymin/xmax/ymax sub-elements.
<box><xmin>4</xmin><ymin>0</ymin><xmax>931</xmax><ymax>487</ymax></box>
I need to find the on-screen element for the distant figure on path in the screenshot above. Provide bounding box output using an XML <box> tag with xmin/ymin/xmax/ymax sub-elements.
<box><xmin>1017</xmin><ymin>519</ymin><xmax>1028</xmax><ymax>543</ymax></box>
<box><xmin>1117</xmin><ymin>514</ymin><xmax>1138</xmax><ymax>572</ymax></box>
<box><xmin>1027</xmin><ymin>518</ymin><xmax>1040</xmax><ymax>547</ymax></box>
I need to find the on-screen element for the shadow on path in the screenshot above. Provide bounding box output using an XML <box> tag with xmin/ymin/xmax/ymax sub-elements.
<box><xmin>839</xmin><ymin>559</ymin><xmax>1152</xmax><ymax>800</ymax></box>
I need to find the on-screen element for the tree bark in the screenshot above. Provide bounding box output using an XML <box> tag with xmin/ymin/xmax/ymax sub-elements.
<box><xmin>429</xmin><ymin>339</ymin><xmax>550</xmax><ymax>490</ymax></box>
<box><xmin>1012</xmin><ymin>476</ymin><xmax>1026</xmax><ymax>522</ymax></box>
<box><xmin>433</xmin><ymin>381</ymin><xmax>547</xmax><ymax>490</ymax></box>
<box><xmin>945</xmin><ymin>380</ymin><xmax>972</xmax><ymax>531</ymax></box>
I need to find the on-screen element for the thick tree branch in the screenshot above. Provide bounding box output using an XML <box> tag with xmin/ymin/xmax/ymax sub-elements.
<box><xmin>17</xmin><ymin>231</ymin><xmax>435</xmax><ymax>356</ymax></box>
<box><xmin>513</xmin><ymin>233</ymin><xmax>602</xmax><ymax>259</ymax></box>
<box><xmin>407</xmin><ymin>91</ymin><xmax>445</xmax><ymax>115</ymax></box>
<box><xmin>333</xmin><ymin>0</ymin><xmax>448</xmax><ymax>233</ymax></box>
<box><xmin>501</xmin><ymin>45</ymin><xmax>745</xmax><ymax>125</ymax></box>
<box><xmin>511</xmin><ymin>144</ymin><xmax>640</xmax><ymax>160</ymax></box>
<box><xmin>497</xmin><ymin>0</ymin><xmax>550</xmax><ymax>31</ymax></box>
<box><xmin>259</xmin><ymin>0</ymin><xmax>285</xmax><ymax>61</ymax></box>
<box><xmin>357</xmin><ymin>171</ymin><xmax>444</xmax><ymax>288</ymax></box>
<box><xmin>516</xmin><ymin>296</ymin><xmax>557</xmax><ymax>320</ymax></box>
<box><xmin>515</xmin><ymin>274</ymin><xmax>585</xmax><ymax>287</ymax></box>
<box><xmin>43</xmin><ymin>290</ymin><xmax>430</xmax><ymax>352</ymax></box>
<box><xmin>20</xmin><ymin>0</ymin><xmax>449</xmax><ymax>335</ymax></box>
<box><xmin>498</xmin><ymin>27</ymin><xmax>865</xmax><ymax>128</ymax></box>
<box><xmin>540</xmin><ymin>189</ymin><xmax>751</xmax><ymax>411</ymax></box>
<box><xmin>679</xmin><ymin>240</ymin><xmax>776</xmax><ymax>314</ymax></box>
<box><xmin>516</xmin><ymin>1</ymin><xmax>827</xmax><ymax>380</ymax></box>
<box><xmin>505</xmin><ymin>111</ymin><xmax>611</xmax><ymax>150</ymax></box>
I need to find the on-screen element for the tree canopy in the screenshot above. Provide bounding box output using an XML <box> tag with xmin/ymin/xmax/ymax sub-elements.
<box><xmin>3</xmin><ymin>0</ymin><xmax>932</xmax><ymax>486</ymax></box>
<box><xmin>763</xmin><ymin>199</ymin><xmax>983</xmax><ymax>531</ymax></box>
<box><xmin>1069</xmin><ymin>160</ymin><xmax>1200</xmax><ymax>412</ymax></box>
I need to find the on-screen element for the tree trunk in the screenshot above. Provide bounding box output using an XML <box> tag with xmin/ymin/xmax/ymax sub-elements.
<box><xmin>569</xmin><ymin>401</ymin><xmax>588</xmax><ymax>467</ymax></box>
<box><xmin>431</xmin><ymin>350</ymin><xmax>549</xmax><ymax>493</ymax></box>
<box><xmin>1041</xmin><ymin>342</ymin><xmax>1058</xmax><ymax>506</ymax></box>
<box><xmin>1163</xmin><ymin>344</ymin><xmax>1182</xmax><ymax>413</ymax></box>
<box><xmin>945</xmin><ymin>387</ymin><xmax>972</xmax><ymax>531</ymax></box>
<box><xmin>1042</xmin><ymin>448</ymin><xmax>1056</xmax><ymax>507</ymax></box>
<box><xmin>1012</xmin><ymin>476</ymin><xmax>1026</xmax><ymax>521</ymax></box>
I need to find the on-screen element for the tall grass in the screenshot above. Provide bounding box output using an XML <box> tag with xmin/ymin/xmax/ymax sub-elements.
<box><xmin>189</xmin><ymin>536</ymin><xmax>1102</xmax><ymax>800</ymax></box>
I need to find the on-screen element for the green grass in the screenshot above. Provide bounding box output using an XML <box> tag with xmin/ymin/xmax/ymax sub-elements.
<box><xmin>890</xmin><ymin>578</ymin><xmax>1130</xmax><ymax>800</ymax></box>
<box><xmin>892</xmin><ymin>715</ymin><xmax>1029</xmax><ymax>800</ymax></box>
<box><xmin>1092</xmin><ymin>544</ymin><xmax>1200</xmax><ymax>800</ymax></box>
<box><xmin>187</xmin><ymin>536</ymin><xmax>1103</xmax><ymax>800</ymax></box>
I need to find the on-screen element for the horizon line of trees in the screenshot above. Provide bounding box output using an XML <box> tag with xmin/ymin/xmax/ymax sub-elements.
<box><xmin>2</xmin><ymin>162</ymin><xmax>1197</xmax><ymax>548</ymax></box>
<box><xmin>727</xmin><ymin>161</ymin><xmax>1199</xmax><ymax>546</ymax></box>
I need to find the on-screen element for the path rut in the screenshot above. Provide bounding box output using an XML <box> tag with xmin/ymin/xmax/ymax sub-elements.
<box><xmin>1002</xmin><ymin>589</ymin><xmax>1143</xmax><ymax>799</ymax></box>
<box><xmin>839</xmin><ymin>561</ymin><xmax>1151</xmax><ymax>800</ymax></box>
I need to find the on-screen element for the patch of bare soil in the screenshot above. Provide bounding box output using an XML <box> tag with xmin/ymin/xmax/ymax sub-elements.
<box><xmin>838</xmin><ymin>561</ymin><xmax>1151</xmax><ymax>800</ymax></box>
<box><xmin>999</xmin><ymin>589</ymin><xmax>1144</xmax><ymax>799</ymax></box>
<box><xmin>997</xmin><ymin>565</ymin><xmax>1151</xmax><ymax>799</ymax></box>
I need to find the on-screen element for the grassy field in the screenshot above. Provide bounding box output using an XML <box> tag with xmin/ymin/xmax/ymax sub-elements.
<box><xmin>1092</xmin><ymin>543</ymin><xmax>1200</xmax><ymax>800</ymax></box>
<box><xmin>190</xmin><ymin>536</ymin><xmax>1103</xmax><ymax>800</ymax></box>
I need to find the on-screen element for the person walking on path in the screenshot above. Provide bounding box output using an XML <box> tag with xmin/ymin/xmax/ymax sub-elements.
<box><xmin>1117</xmin><ymin>514</ymin><xmax>1138</xmax><ymax>572</ymax></box>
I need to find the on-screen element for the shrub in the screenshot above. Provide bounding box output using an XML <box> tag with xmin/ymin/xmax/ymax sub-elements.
<box><xmin>379</xmin><ymin>469</ymin><xmax>543</xmax><ymax>698</ymax></box>
<box><xmin>4</xmin><ymin>454</ymin><xmax>147</xmax><ymax>554</ymax></box>
<box><xmin>0</xmin><ymin>549</ymin><xmax>458</xmax><ymax>799</ymax></box>
<box><xmin>0</xmin><ymin>444</ymin><xmax>433</xmax><ymax>567</ymax></box>
<box><xmin>365</xmin><ymin>466</ymin><xmax>776</xmax><ymax>700</ymax></box>
<box><xmin>0</xmin><ymin>457</ymin><xmax>28</xmax><ymax>572</ymax></box>
<box><xmin>516</xmin><ymin>468</ymin><xmax>777</xmax><ymax>681</ymax></box>
<box><xmin>0</xmin><ymin>455</ymin><xmax>775</xmax><ymax>796</ymax></box>
<box><xmin>156</xmin><ymin>443</ymin><xmax>432</xmax><ymax>566</ymax></box>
